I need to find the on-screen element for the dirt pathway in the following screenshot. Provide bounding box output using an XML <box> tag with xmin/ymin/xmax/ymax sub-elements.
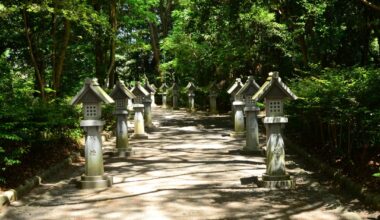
<box><xmin>0</xmin><ymin>107</ymin><xmax>378</xmax><ymax>220</ymax></box>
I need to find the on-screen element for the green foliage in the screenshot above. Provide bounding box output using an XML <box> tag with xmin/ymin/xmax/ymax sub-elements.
<box><xmin>0</xmin><ymin>50</ymin><xmax>81</xmax><ymax>185</ymax></box>
<box><xmin>287</xmin><ymin>67</ymin><xmax>380</xmax><ymax>169</ymax></box>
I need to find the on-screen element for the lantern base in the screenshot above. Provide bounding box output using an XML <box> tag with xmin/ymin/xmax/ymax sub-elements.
<box><xmin>230</xmin><ymin>131</ymin><xmax>245</xmax><ymax>138</ymax></box>
<box><xmin>259</xmin><ymin>174</ymin><xmax>295</xmax><ymax>189</ymax></box>
<box><xmin>209</xmin><ymin>110</ymin><xmax>218</xmax><ymax>115</ymax></box>
<box><xmin>115</xmin><ymin>148</ymin><xmax>132</xmax><ymax>157</ymax></box>
<box><xmin>131</xmin><ymin>133</ymin><xmax>149</xmax><ymax>139</ymax></box>
<box><xmin>145</xmin><ymin>122</ymin><xmax>155</xmax><ymax>129</ymax></box>
<box><xmin>242</xmin><ymin>147</ymin><xmax>263</xmax><ymax>155</ymax></box>
<box><xmin>80</xmin><ymin>175</ymin><xmax>113</xmax><ymax>189</ymax></box>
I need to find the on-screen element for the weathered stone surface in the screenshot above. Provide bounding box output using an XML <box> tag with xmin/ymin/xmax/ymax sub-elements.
<box><xmin>159</xmin><ymin>83</ymin><xmax>169</xmax><ymax>108</ymax></box>
<box><xmin>227</xmin><ymin>78</ymin><xmax>244</xmax><ymax>117</ymax></box>
<box><xmin>115</xmin><ymin>115</ymin><xmax>130</xmax><ymax>156</ymax></box>
<box><xmin>110</xmin><ymin>80</ymin><xmax>135</xmax><ymax>157</ymax></box>
<box><xmin>236</xmin><ymin>76</ymin><xmax>261</xmax><ymax>152</ymax></box>
<box><xmin>71</xmin><ymin>78</ymin><xmax>113</xmax><ymax>189</ymax></box>
<box><xmin>143</xmin><ymin>99</ymin><xmax>154</xmax><ymax>128</ymax></box>
<box><xmin>131</xmin><ymin>104</ymin><xmax>148</xmax><ymax>139</ymax></box>
<box><xmin>231</xmin><ymin>100</ymin><xmax>245</xmax><ymax>138</ymax></box>
<box><xmin>243</xmin><ymin>106</ymin><xmax>261</xmax><ymax>153</ymax></box>
<box><xmin>186</xmin><ymin>82</ymin><xmax>196</xmax><ymax>112</ymax></box>
<box><xmin>254</xmin><ymin>72</ymin><xmax>297</xmax><ymax>190</ymax></box>
<box><xmin>171</xmin><ymin>83</ymin><xmax>179</xmax><ymax>110</ymax></box>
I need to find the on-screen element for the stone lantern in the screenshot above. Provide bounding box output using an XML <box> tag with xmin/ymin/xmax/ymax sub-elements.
<box><xmin>131</xmin><ymin>82</ymin><xmax>150</xmax><ymax>139</ymax></box>
<box><xmin>252</xmin><ymin>71</ymin><xmax>298</xmax><ymax>189</ymax></box>
<box><xmin>227</xmin><ymin>78</ymin><xmax>244</xmax><ymax>119</ymax></box>
<box><xmin>209</xmin><ymin>83</ymin><xmax>218</xmax><ymax>115</ymax></box>
<box><xmin>235</xmin><ymin>76</ymin><xmax>260</xmax><ymax>152</ymax></box>
<box><xmin>159</xmin><ymin>83</ymin><xmax>169</xmax><ymax>108</ymax></box>
<box><xmin>185</xmin><ymin>82</ymin><xmax>196</xmax><ymax>112</ymax></box>
<box><xmin>127</xmin><ymin>86</ymin><xmax>134</xmax><ymax>112</ymax></box>
<box><xmin>110</xmin><ymin>80</ymin><xmax>136</xmax><ymax>157</ymax></box>
<box><xmin>171</xmin><ymin>82</ymin><xmax>180</xmax><ymax>110</ymax></box>
<box><xmin>70</xmin><ymin>78</ymin><xmax>114</xmax><ymax>189</ymax></box>
<box><xmin>144</xmin><ymin>81</ymin><xmax>157</xmax><ymax>107</ymax></box>
<box><xmin>151</xmin><ymin>84</ymin><xmax>158</xmax><ymax>106</ymax></box>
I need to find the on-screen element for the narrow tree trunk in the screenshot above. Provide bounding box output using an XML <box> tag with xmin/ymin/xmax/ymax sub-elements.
<box><xmin>107</xmin><ymin>0</ymin><xmax>117</xmax><ymax>89</ymax></box>
<box><xmin>53</xmin><ymin>18</ymin><xmax>71</xmax><ymax>96</ymax></box>
<box><xmin>93</xmin><ymin>0</ymin><xmax>107</xmax><ymax>86</ymax></box>
<box><xmin>22</xmin><ymin>9</ymin><xmax>46</xmax><ymax>101</ymax></box>
<box><xmin>148</xmin><ymin>22</ymin><xmax>160</xmax><ymax>76</ymax></box>
<box><xmin>298</xmin><ymin>35</ymin><xmax>309</xmax><ymax>67</ymax></box>
<box><xmin>159</xmin><ymin>0</ymin><xmax>173</xmax><ymax>38</ymax></box>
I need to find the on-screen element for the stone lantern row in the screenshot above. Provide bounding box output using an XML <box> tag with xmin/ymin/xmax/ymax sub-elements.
<box><xmin>227</xmin><ymin>72</ymin><xmax>298</xmax><ymax>189</ymax></box>
<box><xmin>70</xmin><ymin>78</ymin><xmax>159</xmax><ymax>189</ymax></box>
<box><xmin>159</xmin><ymin>81</ymin><xmax>220</xmax><ymax>114</ymax></box>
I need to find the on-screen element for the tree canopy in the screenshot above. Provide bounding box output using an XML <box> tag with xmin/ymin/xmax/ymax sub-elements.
<box><xmin>0</xmin><ymin>0</ymin><xmax>379</xmax><ymax>189</ymax></box>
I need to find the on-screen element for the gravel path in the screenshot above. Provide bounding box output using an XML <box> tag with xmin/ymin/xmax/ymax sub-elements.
<box><xmin>1</xmin><ymin>107</ymin><xmax>378</xmax><ymax>220</ymax></box>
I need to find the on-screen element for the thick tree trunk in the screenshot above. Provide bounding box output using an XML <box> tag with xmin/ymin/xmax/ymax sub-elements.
<box><xmin>22</xmin><ymin>9</ymin><xmax>46</xmax><ymax>101</ymax></box>
<box><xmin>107</xmin><ymin>0</ymin><xmax>117</xmax><ymax>89</ymax></box>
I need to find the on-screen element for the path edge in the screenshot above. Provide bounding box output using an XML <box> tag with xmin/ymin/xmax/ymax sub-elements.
<box><xmin>285</xmin><ymin>138</ymin><xmax>380</xmax><ymax>210</ymax></box>
<box><xmin>0</xmin><ymin>155</ymin><xmax>74</xmax><ymax>209</ymax></box>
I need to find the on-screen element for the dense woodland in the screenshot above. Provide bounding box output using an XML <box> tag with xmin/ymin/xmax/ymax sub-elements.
<box><xmin>0</xmin><ymin>0</ymin><xmax>379</xmax><ymax>191</ymax></box>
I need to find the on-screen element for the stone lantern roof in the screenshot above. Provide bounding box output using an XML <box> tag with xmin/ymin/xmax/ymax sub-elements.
<box><xmin>171</xmin><ymin>82</ymin><xmax>179</xmax><ymax>92</ymax></box>
<box><xmin>236</xmin><ymin>76</ymin><xmax>260</xmax><ymax>99</ymax></box>
<box><xmin>144</xmin><ymin>81</ymin><xmax>157</xmax><ymax>94</ymax></box>
<box><xmin>159</xmin><ymin>83</ymin><xmax>169</xmax><ymax>92</ymax></box>
<box><xmin>131</xmin><ymin>82</ymin><xmax>150</xmax><ymax>98</ymax></box>
<box><xmin>252</xmin><ymin>72</ymin><xmax>297</xmax><ymax>101</ymax></box>
<box><xmin>151</xmin><ymin>84</ymin><xmax>158</xmax><ymax>92</ymax></box>
<box><xmin>227</xmin><ymin>78</ymin><xmax>243</xmax><ymax>96</ymax></box>
<box><xmin>71</xmin><ymin>78</ymin><xmax>114</xmax><ymax>105</ymax></box>
<box><xmin>110</xmin><ymin>80</ymin><xmax>136</xmax><ymax>100</ymax></box>
<box><xmin>185</xmin><ymin>82</ymin><xmax>196</xmax><ymax>92</ymax></box>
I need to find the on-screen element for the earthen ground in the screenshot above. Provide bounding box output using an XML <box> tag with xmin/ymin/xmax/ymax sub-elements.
<box><xmin>0</xmin><ymin>107</ymin><xmax>379</xmax><ymax>220</ymax></box>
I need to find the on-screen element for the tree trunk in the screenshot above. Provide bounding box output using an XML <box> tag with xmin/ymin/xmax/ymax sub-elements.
<box><xmin>93</xmin><ymin>0</ymin><xmax>107</xmax><ymax>86</ymax></box>
<box><xmin>159</xmin><ymin>0</ymin><xmax>173</xmax><ymax>38</ymax></box>
<box><xmin>107</xmin><ymin>0</ymin><xmax>117</xmax><ymax>89</ymax></box>
<box><xmin>149</xmin><ymin>22</ymin><xmax>160</xmax><ymax>76</ymax></box>
<box><xmin>53</xmin><ymin>18</ymin><xmax>71</xmax><ymax>96</ymax></box>
<box><xmin>22</xmin><ymin>9</ymin><xmax>46</xmax><ymax>101</ymax></box>
<box><xmin>298</xmin><ymin>35</ymin><xmax>309</xmax><ymax>67</ymax></box>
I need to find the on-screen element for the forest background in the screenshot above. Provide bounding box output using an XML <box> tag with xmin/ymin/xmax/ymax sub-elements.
<box><xmin>0</xmin><ymin>0</ymin><xmax>379</xmax><ymax>193</ymax></box>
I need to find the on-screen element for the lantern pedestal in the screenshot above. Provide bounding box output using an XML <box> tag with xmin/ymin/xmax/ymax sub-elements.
<box><xmin>209</xmin><ymin>94</ymin><xmax>218</xmax><ymax>114</ymax></box>
<box><xmin>260</xmin><ymin>116</ymin><xmax>294</xmax><ymax>189</ymax></box>
<box><xmin>80</xmin><ymin>120</ymin><xmax>113</xmax><ymax>189</ymax></box>
<box><xmin>143</xmin><ymin>99</ymin><xmax>154</xmax><ymax>128</ymax></box>
<box><xmin>114</xmin><ymin>110</ymin><xmax>131</xmax><ymax>157</ymax></box>
<box><xmin>230</xmin><ymin>100</ymin><xmax>245</xmax><ymax>138</ymax></box>
<box><xmin>131</xmin><ymin>104</ymin><xmax>148</xmax><ymax>139</ymax></box>
<box><xmin>127</xmin><ymin>99</ymin><xmax>134</xmax><ymax>112</ymax></box>
<box><xmin>243</xmin><ymin>105</ymin><xmax>262</xmax><ymax>154</ymax></box>
<box><xmin>151</xmin><ymin>93</ymin><xmax>157</xmax><ymax>107</ymax></box>
<box><xmin>188</xmin><ymin>93</ymin><xmax>195</xmax><ymax>112</ymax></box>
<box><xmin>172</xmin><ymin>95</ymin><xmax>179</xmax><ymax>110</ymax></box>
<box><xmin>161</xmin><ymin>93</ymin><xmax>167</xmax><ymax>108</ymax></box>
<box><xmin>230</xmin><ymin>99</ymin><xmax>235</xmax><ymax>119</ymax></box>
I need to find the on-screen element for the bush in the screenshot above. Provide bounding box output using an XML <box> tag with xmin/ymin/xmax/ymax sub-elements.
<box><xmin>286</xmin><ymin>67</ymin><xmax>380</xmax><ymax>179</ymax></box>
<box><xmin>0</xmin><ymin>53</ymin><xmax>82</xmax><ymax>186</ymax></box>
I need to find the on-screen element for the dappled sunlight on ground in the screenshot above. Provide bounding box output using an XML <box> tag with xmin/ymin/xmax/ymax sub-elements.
<box><xmin>1</xmin><ymin>107</ymin><xmax>378</xmax><ymax>220</ymax></box>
